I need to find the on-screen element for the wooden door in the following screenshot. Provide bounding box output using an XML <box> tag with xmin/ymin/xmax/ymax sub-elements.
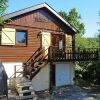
<box><xmin>41</xmin><ymin>32</ymin><xmax>51</xmax><ymax>56</ymax></box>
<box><xmin>52</xmin><ymin>34</ymin><xmax>65</xmax><ymax>49</ymax></box>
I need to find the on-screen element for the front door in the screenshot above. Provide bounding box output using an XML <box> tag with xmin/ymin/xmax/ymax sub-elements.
<box><xmin>41</xmin><ymin>32</ymin><xmax>51</xmax><ymax>56</ymax></box>
<box><xmin>52</xmin><ymin>34</ymin><xmax>65</xmax><ymax>50</ymax></box>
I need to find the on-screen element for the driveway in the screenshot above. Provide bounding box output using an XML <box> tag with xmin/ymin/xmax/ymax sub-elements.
<box><xmin>37</xmin><ymin>85</ymin><xmax>100</xmax><ymax>100</ymax></box>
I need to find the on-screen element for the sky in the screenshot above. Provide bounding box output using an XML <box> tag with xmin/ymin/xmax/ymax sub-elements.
<box><xmin>7</xmin><ymin>0</ymin><xmax>100</xmax><ymax>37</ymax></box>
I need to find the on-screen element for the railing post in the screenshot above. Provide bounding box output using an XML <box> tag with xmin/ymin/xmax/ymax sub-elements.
<box><xmin>14</xmin><ymin>65</ymin><xmax>16</xmax><ymax>78</ymax></box>
<box><xmin>23</xmin><ymin>63</ymin><xmax>26</xmax><ymax>76</ymax></box>
<box><xmin>48</xmin><ymin>46</ymin><xmax>52</xmax><ymax>61</ymax></box>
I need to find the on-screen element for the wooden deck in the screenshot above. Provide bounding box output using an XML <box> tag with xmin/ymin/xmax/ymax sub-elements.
<box><xmin>48</xmin><ymin>46</ymin><xmax>100</xmax><ymax>62</ymax></box>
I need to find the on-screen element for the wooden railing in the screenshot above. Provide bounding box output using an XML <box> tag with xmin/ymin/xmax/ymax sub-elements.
<box><xmin>26</xmin><ymin>47</ymin><xmax>42</xmax><ymax>64</ymax></box>
<box><xmin>23</xmin><ymin>47</ymin><xmax>48</xmax><ymax>77</ymax></box>
<box><xmin>8</xmin><ymin>47</ymin><xmax>49</xmax><ymax>80</ymax></box>
<box><xmin>8</xmin><ymin>65</ymin><xmax>23</xmax><ymax>88</ymax></box>
<box><xmin>48</xmin><ymin>46</ymin><xmax>100</xmax><ymax>61</ymax></box>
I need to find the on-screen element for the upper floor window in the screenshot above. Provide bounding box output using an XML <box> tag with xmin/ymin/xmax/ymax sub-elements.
<box><xmin>16</xmin><ymin>30</ymin><xmax>27</xmax><ymax>45</ymax></box>
<box><xmin>0</xmin><ymin>28</ymin><xmax>27</xmax><ymax>46</ymax></box>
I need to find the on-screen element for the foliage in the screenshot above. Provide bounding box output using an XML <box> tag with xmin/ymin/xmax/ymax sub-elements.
<box><xmin>75</xmin><ymin>34</ymin><xmax>100</xmax><ymax>85</ymax></box>
<box><xmin>76</xmin><ymin>34</ymin><xmax>100</xmax><ymax>48</ymax></box>
<box><xmin>59</xmin><ymin>8</ymin><xmax>85</xmax><ymax>35</ymax></box>
<box><xmin>75</xmin><ymin>61</ymin><xmax>100</xmax><ymax>85</ymax></box>
<box><xmin>0</xmin><ymin>0</ymin><xmax>8</xmax><ymax>24</ymax></box>
<box><xmin>59</xmin><ymin>8</ymin><xmax>100</xmax><ymax>85</ymax></box>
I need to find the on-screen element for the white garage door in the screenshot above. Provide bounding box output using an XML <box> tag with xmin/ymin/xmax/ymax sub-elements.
<box><xmin>55</xmin><ymin>64</ymin><xmax>71</xmax><ymax>86</ymax></box>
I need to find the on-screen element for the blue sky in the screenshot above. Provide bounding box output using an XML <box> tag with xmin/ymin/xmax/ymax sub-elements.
<box><xmin>7</xmin><ymin>0</ymin><xmax>100</xmax><ymax>37</ymax></box>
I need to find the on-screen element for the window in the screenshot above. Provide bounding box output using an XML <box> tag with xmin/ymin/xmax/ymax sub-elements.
<box><xmin>16</xmin><ymin>30</ymin><xmax>27</xmax><ymax>45</ymax></box>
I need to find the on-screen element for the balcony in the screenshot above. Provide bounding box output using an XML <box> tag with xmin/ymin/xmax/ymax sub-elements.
<box><xmin>48</xmin><ymin>46</ymin><xmax>100</xmax><ymax>62</ymax></box>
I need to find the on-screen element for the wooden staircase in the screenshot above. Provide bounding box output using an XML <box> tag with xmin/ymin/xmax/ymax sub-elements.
<box><xmin>15</xmin><ymin>77</ymin><xmax>37</xmax><ymax>100</ymax></box>
<box><xmin>8</xmin><ymin>47</ymin><xmax>49</xmax><ymax>99</ymax></box>
<box><xmin>23</xmin><ymin>47</ymin><xmax>48</xmax><ymax>80</ymax></box>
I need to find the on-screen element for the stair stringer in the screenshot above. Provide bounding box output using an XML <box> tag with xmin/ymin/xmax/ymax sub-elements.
<box><xmin>30</xmin><ymin>60</ymin><xmax>48</xmax><ymax>80</ymax></box>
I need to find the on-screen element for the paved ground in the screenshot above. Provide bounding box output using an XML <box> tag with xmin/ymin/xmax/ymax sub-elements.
<box><xmin>36</xmin><ymin>85</ymin><xmax>100</xmax><ymax>100</ymax></box>
<box><xmin>7</xmin><ymin>85</ymin><xmax>100</xmax><ymax>100</ymax></box>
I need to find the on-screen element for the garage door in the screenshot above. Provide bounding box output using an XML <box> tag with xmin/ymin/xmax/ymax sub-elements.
<box><xmin>55</xmin><ymin>64</ymin><xmax>71</xmax><ymax>86</ymax></box>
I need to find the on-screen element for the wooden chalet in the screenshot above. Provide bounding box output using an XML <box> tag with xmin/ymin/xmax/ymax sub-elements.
<box><xmin>0</xmin><ymin>3</ymin><xmax>99</xmax><ymax>91</ymax></box>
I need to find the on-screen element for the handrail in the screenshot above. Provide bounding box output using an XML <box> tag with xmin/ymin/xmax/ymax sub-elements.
<box><xmin>9</xmin><ymin>65</ymin><xmax>23</xmax><ymax>79</ymax></box>
<box><xmin>30</xmin><ymin>47</ymin><xmax>49</xmax><ymax>68</ymax></box>
<box><xmin>49</xmin><ymin>46</ymin><xmax>100</xmax><ymax>52</ymax></box>
<box><xmin>26</xmin><ymin>47</ymin><xmax>42</xmax><ymax>63</ymax></box>
<box><xmin>48</xmin><ymin>46</ymin><xmax>100</xmax><ymax>61</ymax></box>
<box><xmin>8</xmin><ymin>47</ymin><xmax>49</xmax><ymax>82</ymax></box>
<box><xmin>34</xmin><ymin>47</ymin><xmax>49</xmax><ymax>61</ymax></box>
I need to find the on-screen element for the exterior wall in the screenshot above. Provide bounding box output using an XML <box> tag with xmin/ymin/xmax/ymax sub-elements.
<box><xmin>0</xmin><ymin>27</ymin><xmax>41</xmax><ymax>62</ymax></box>
<box><xmin>55</xmin><ymin>62</ymin><xmax>75</xmax><ymax>86</ymax></box>
<box><xmin>2</xmin><ymin>62</ymin><xmax>23</xmax><ymax>78</ymax></box>
<box><xmin>32</xmin><ymin>64</ymin><xmax>50</xmax><ymax>91</ymax></box>
<box><xmin>0</xmin><ymin>9</ymin><xmax>74</xmax><ymax>62</ymax></box>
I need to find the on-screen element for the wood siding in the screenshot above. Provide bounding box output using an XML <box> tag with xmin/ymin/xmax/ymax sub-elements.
<box><xmin>0</xmin><ymin>8</ymin><xmax>74</xmax><ymax>62</ymax></box>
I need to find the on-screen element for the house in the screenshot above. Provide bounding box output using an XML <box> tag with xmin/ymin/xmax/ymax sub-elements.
<box><xmin>0</xmin><ymin>3</ymin><xmax>99</xmax><ymax>91</ymax></box>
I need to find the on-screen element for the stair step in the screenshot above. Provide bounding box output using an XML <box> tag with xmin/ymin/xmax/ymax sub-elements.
<box><xmin>16</xmin><ymin>79</ymin><xmax>32</xmax><ymax>84</ymax></box>
<box><xmin>19</xmin><ymin>91</ymin><xmax>34</xmax><ymax>97</ymax></box>
<box><xmin>16</xmin><ymin>71</ymin><xmax>23</xmax><ymax>73</ymax></box>
<box><xmin>16</xmin><ymin>78</ymin><xmax>31</xmax><ymax>82</ymax></box>
<box><xmin>37</xmin><ymin>62</ymin><xmax>45</xmax><ymax>68</ymax></box>
<box><xmin>33</xmin><ymin>62</ymin><xmax>45</xmax><ymax>69</ymax></box>
<box><xmin>17</xmin><ymin>86</ymin><xmax>34</xmax><ymax>91</ymax></box>
<box><xmin>16</xmin><ymin>82</ymin><xmax>32</xmax><ymax>87</ymax></box>
<box><xmin>18</xmin><ymin>89</ymin><xmax>35</xmax><ymax>94</ymax></box>
<box><xmin>19</xmin><ymin>94</ymin><xmax>37</xmax><ymax>100</ymax></box>
<box><xmin>34</xmin><ymin>61</ymin><xmax>39</xmax><ymax>67</ymax></box>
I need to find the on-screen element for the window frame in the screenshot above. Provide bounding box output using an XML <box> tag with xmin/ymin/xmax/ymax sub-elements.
<box><xmin>15</xmin><ymin>30</ymin><xmax>27</xmax><ymax>46</ymax></box>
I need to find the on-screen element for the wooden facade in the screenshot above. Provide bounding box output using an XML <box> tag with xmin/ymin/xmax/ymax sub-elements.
<box><xmin>0</xmin><ymin>3</ymin><xmax>99</xmax><ymax>91</ymax></box>
<box><xmin>0</xmin><ymin>8</ymin><xmax>75</xmax><ymax>62</ymax></box>
<box><xmin>0</xmin><ymin>3</ymin><xmax>99</xmax><ymax>64</ymax></box>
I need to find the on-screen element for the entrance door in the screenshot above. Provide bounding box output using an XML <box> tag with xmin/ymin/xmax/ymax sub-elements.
<box><xmin>41</xmin><ymin>32</ymin><xmax>51</xmax><ymax>55</ymax></box>
<box><xmin>52</xmin><ymin>34</ymin><xmax>65</xmax><ymax>50</ymax></box>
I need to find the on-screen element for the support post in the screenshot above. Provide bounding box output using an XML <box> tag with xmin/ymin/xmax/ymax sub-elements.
<box><xmin>14</xmin><ymin>65</ymin><xmax>16</xmax><ymax>78</ymax></box>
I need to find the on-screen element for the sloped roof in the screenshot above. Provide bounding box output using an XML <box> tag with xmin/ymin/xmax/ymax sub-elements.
<box><xmin>4</xmin><ymin>3</ymin><xmax>77</xmax><ymax>33</ymax></box>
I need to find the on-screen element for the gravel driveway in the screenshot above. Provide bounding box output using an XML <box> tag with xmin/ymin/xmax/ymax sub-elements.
<box><xmin>36</xmin><ymin>85</ymin><xmax>100</xmax><ymax>100</ymax></box>
<box><xmin>7</xmin><ymin>85</ymin><xmax>100</xmax><ymax>100</ymax></box>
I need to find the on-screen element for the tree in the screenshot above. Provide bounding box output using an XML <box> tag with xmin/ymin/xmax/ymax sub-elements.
<box><xmin>59</xmin><ymin>8</ymin><xmax>85</xmax><ymax>35</ymax></box>
<box><xmin>97</xmin><ymin>11</ymin><xmax>100</xmax><ymax>47</ymax></box>
<box><xmin>0</xmin><ymin>0</ymin><xmax>8</xmax><ymax>25</ymax></box>
<box><xmin>59</xmin><ymin>8</ymin><xmax>86</xmax><ymax>49</ymax></box>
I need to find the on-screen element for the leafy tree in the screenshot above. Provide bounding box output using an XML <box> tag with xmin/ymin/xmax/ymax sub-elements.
<box><xmin>59</xmin><ymin>8</ymin><xmax>85</xmax><ymax>48</ymax></box>
<box><xmin>59</xmin><ymin>8</ymin><xmax>85</xmax><ymax>35</ymax></box>
<box><xmin>0</xmin><ymin>0</ymin><xmax>8</xmax><ymax>25</ymax></box>
<box><xmin>97</xmin><ymin>12</ymin><xmax>100</xmax><ymax>47</ymax></box>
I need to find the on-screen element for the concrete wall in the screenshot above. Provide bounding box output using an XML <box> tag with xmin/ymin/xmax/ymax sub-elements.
<box><xmin>32</xmin><ymin>64</ymin><xmax>50</xmax><ymax>91</ymax></box>
<box><xmin>55</xmin><ymin>62</ymin><xmax>75</xmax><ymax>86</ymax></box>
